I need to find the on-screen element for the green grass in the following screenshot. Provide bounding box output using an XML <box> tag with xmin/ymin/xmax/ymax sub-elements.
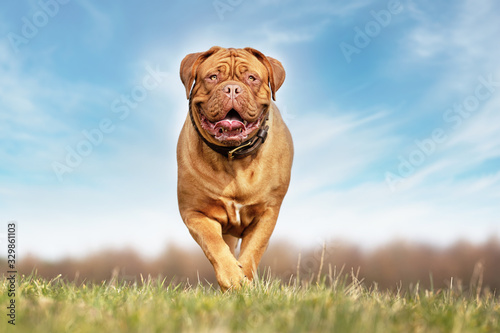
<box><xmin>1</xmin><ymin>273</ymin><xmax>499</xmax><ymax>333</ymax></box>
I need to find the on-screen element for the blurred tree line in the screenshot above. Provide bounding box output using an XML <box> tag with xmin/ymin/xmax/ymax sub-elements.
<box><xmin>7</xmin><ymin>238</ymin><xmax>500</xmax><ymax>293</ymax></box>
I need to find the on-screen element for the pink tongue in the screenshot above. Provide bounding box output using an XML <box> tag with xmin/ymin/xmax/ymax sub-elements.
<box><xmin>215</xmin><ymin>120</ymin><xmax>245</xmax><ymax>132</ymax></box>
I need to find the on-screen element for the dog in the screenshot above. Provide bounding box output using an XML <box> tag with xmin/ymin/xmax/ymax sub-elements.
<box><xmin>177</xmin><ymin>46</ymin><xmax>293</xmax><ymax>291</ymax></box>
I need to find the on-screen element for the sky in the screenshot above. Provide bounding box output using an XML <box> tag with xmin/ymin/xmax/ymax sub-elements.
<box><xmin>1</xmin><ymin>0</ymin><xmax>499</xmax><ymax>260</ymax></box>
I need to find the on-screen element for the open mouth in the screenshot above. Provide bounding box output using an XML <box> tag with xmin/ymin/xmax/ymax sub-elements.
<box><xmin>200</xmin><ymin>109</ymin><xmax>262</xmax><ymax>144</ymax></box>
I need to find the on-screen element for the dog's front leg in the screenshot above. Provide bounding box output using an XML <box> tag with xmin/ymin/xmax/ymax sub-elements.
<box><xmin>238</xmin><ymin>207</ymin><xmax>280</xmax><ymax>280</ymax></box>
<box><xmin>183</xmin><ymin>211</ymin><xmax>247</xmax><ymax>291</ymax></box>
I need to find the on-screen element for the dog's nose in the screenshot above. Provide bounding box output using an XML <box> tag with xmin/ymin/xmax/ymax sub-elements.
<box><xmin>223</xmin><ymin>84</ymin><xmax>242</xmax><ymax>99</ymax></box>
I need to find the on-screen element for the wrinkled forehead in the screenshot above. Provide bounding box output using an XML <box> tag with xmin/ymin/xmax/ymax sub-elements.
<box><xmin>197</xmin><ymin>48</ymin><xmax>268</xmax><ymax>78</ymax></box>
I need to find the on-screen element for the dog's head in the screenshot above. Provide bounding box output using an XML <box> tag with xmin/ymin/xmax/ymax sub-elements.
<box><xmin>180</xmin><ymin>46</ymin><xmax>285</xmax><ymax>146</ymax></box>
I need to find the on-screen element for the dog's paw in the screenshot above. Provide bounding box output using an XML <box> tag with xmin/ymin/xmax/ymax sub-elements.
<box><xmin>216</xmin><ymin>261</ymin><xmax>249</xmax><ymax>292</ymax></box>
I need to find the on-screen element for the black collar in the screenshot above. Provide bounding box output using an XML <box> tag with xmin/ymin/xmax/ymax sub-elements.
<box><xmin>189</xmin><ymin>103</ymin><xmax>269</xmax><ymax>160</ymax></box>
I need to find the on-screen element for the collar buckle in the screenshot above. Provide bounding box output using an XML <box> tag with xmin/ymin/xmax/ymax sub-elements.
<box><xmin>228</xmin><ymin>138</ymin><xmax>257</xmax><ymax>160</ymax></box>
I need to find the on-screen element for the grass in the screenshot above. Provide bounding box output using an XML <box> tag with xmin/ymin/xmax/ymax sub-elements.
<box><xmin>1</xmin><ymin>271</ymin><xmax>499</xmax><ymax>333</ymax></box>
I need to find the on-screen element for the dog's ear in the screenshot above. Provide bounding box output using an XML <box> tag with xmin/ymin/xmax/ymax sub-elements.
<box><xmin>244</xmin><ymin>48</ymin><xmax>286</xmax><ymax>101</ymax></box>
<box><xmin>180</xmin><ymin>46</ymin><xmax>222</xmax><ymax>99</ymax></box>
<box><xmin>180</xmin><ymin>52</ymin><xmax>202</xmax><ymax>99</ymax></box>
<box><xmin>266</xmin><ymin>57</ymin><xmax>286</xmax><ymax>100</ymax></box>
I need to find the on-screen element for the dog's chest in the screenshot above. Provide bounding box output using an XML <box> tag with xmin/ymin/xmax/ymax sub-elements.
<box><xmin>228</xmin><ymin>201</ymin><xmax>244</xmax><ymax>225</ymax></box>
<box><xmin>219</xmin><ymin>199</ymin><xmax>266</xmax><ymax>235</ymax></box>
<box><xmin>222</xmin><ymin>199</ymin><xmax>253</xmax><ymax>228</ymax></box>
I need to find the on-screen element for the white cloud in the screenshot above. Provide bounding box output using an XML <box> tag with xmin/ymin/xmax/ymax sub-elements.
<box><xmin>0</xmin><ymin>38</ymin><xmax>191</xmax><ymax>259</ymax></box>
<box><xmin>386</xmin><ymin>0</ymin><xmax>500</xmax><ymax>185</ymax></box>
<box><xmin>446</xmin><ymin>80</ymin><xmax>500</xmax><ymax>155</ymax></box>
<box><xmin>235</xmin><ymin>0</ymin><xmax>374</xmax><ymax>46</ymax></box>
<box><xmin>278</xmin><ymin>107</ymin><xmax>459</xmax><ymax>247</ymax></box>
<box><xmin>396</xmin><ymin>69</ymin><xmax>500</xmax><ymax>190</ymax></box>
<box><xmin>250</xmin><ymin>19</ymin><xmax>331</xmax><ymax>45</ymax></box>
<box><xmin>278</xmin><ymin>171</ymin><xmax>500</xmax><ymax>250</ymax></box>
<box><xmin>287</xmin><ymin>106</ymin><xmax>397</xmax><ymax>195</ymax></box>
<box><xmin>274</xmin><ymin>0</ymin><xmax>500</xmax><ymax>247</ymax></box>
<box><xmin>406</xmin><ymin>0</ymin><xmax>500</xmax><ymax>70</ymax></box>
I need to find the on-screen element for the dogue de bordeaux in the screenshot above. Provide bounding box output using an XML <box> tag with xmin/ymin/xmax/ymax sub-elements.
<box><xmin>177</xmin><ymin>46</ymin><xmax>293</xmax><ymax>291</ymax></box>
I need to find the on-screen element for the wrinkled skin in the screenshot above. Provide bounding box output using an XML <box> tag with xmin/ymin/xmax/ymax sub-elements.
<box><xmin>177</xmin><ymin>46</ymin><xmax>293</xmax><ymax>291</ymax></box>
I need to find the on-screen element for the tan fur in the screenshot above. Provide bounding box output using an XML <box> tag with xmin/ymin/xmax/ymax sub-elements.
<box><xmin>177</xmin><ymin>47</ymin><xmax>293</xmax><ymax>291</ymax></box>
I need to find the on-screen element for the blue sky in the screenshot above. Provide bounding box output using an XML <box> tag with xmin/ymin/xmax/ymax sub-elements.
<box><xmin>1</xmin><ymin>0</ymin><xmax>499</xmax><ymax>260</ymax></box>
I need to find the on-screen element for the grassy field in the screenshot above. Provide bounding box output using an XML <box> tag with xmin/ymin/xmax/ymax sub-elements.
<box><xmin>1</xmin><ymin>273</ymin><xmax>499</xmax><ymax>333</ymax></box>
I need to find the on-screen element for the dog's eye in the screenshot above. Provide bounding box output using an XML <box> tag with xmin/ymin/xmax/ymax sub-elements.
<box><xmin>210</xmin><ymin>74</ymin><xmax>217</xmax><ymax>81</ymax></box>
<box><xmin>248</xmin><ymin>75</ymin><xmax>256</xmax><ymax>81</ymax></box>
